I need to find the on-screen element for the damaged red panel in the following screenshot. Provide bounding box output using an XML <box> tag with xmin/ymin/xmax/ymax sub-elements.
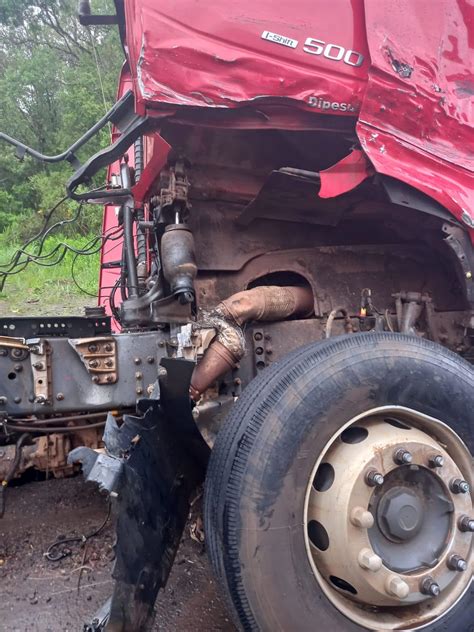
<box><xmin>123</xmin><ymin>0</ymin><xmax>369</xmax><ymax>113</ymax></box>
<box><xmin>358</xmin><ymin>0</ymin><xmax>474</xmax><ymax>236</ymax></box>
<box><xmin>319</xmin><ymin>149</ymin><xmax>373</xmax><ymax>198</ymax></box>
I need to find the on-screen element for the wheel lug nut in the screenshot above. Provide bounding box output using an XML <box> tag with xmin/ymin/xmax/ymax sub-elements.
<box><xmin>450</xmin><ymin>478</ymin><xmax>470</xmax><ymax>494</ymax></box>
<box><xmin>358</xmin><ymin>548</ymin><xmax>382</xmax><ymax>572</ymax></box>
<box><xmin>366</xmin><ymin>470</ymin><xmax>384</xmax><ymax>487</ymax></box>
<box><xmin>458</xmin><ymin>515</ymin><xmax>474</xmax><ymax>533</ymax></box>
<box><xmin>385</xmin><ymin>575</ymin><xmax>410</xmax><ymax>599</ymax></box>
<box><xmin>420</xmin><ymin>577</ymin><xmax>440</xmax><ymax>597</ymax></box>
<box><xmin>447</xmin><ymin>554</ymin><xmax>468</xmax><ymax>572</ymax></box>
<box><xmin>428</xmin><ymin>454</ymin><xmax>444</xmax><ymax>468</ymax></box>
<box><xmin>350</xmin><ymin>507</ymin><xmax>374</xmax><ymax>529</ymax></box>
<box><xmin>393</xmin><ymin>448</ymin><xmax>413</xmax><ymax>465</ymax></box>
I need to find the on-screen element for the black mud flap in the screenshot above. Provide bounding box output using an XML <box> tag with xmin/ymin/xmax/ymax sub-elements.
<box><xmin>69</xmin><ymin>358</ymin><xmax>209</xmax><ymax>632</ymax></box>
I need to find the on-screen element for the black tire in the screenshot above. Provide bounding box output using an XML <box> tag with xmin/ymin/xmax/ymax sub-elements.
<box><xmin>204</xmin><ymin>333</ymin><xmax>474</xmax><ymax>631</ymax></box>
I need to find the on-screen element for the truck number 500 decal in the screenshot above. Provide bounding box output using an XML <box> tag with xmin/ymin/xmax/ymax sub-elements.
<box><xmin>261</xmin><ymin>31</ymin><xmax>365</xmax><ymax>67</ymax></box>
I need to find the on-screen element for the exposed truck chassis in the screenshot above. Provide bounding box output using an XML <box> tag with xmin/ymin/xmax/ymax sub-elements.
<box><xmin>1</xmin><ymin>1</ymin><xmax>473</xmax><ymax>630</ymax></box>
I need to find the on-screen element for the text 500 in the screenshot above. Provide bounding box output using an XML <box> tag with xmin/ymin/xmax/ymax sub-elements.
<box><xmin>303</xmin><ymin>38</ymin><xmax>364</xmax><ymax>67</ymax></box>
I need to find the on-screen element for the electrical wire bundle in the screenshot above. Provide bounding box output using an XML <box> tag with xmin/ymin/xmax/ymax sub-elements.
<box><xmin>0</xmin><ymin>196</ymin><xmax>123</xmax><ymax>296</ymax></box>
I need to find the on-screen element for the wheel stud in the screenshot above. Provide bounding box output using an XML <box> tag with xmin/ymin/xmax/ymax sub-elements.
<box><xmin>447</xmin><ymin>554</ymin><xmax>468</xmax><ymax>572</ymax></box>
<box><xmin>350</xmin><ymin>507</ymin><xmax>374</xmax><ymax>529</ymax></box>
<box><xmin>420</xmin><ymin>577</ymin><xmax>441</xmax><ymax>597</ymax></box>
<box><xmin>428</xmin><ymin>454</ymin><xmax>444</xmax><ymax>468</ymax></box>
<box><xmin>385</xmin><ymin>575</ymin><xmax>410</xmax><ymax>599</ymax></box>
<box><xmin>450</xmin><ymin>479</ymin><xmax>470</xmax><ymax>494</ymax></box>
<box><xmin>393</xmin><ymin>448</ymin><xmax>413</xmax><ymax>465</ymax></box>
<box><xmin>458</xmin><ymin>515</ymin><xmax>474</xmax><ymax>533</ymax></box>
<box><xmin>366</xmin><ymin>470</ymin><xmax>384</xmax><ymax>487</ymax></box>
<box><xmin>358</xmin><ymin>548</ymin><xmax>382</xmax><ymax>572</ymax></box>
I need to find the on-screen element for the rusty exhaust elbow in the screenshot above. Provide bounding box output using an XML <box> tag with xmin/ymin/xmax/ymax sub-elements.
<box><xmin>190</xmin><ymin>285</ymin><xmax>313</xmax><ymax>401</ymax></box>
<box><xmin>218</xmin><ymin>285</ymin><xmax>313</xmax><ymax>326</ymax></box>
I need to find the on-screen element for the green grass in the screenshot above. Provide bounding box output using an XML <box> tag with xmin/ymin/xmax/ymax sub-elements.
<box><xmin>0</xmin><ymin>234</ymin><xmax>100</xmax><ymax>316</ymax></box>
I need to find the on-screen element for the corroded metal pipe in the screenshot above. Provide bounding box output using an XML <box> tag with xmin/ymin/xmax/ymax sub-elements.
<box><xmin>190</xmin><ymin>286</ymin><xmax>313</xmax><ymax>400</ymax></box>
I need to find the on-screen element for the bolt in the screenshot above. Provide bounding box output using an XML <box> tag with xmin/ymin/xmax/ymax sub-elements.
<box><xmin>450</xmin><ymin>479</ymin><xmax>470</xmax><ymax>494</ymax></box>
<box><xmin>88</xmin><ymin>343</ymin><xmax>98</xmax><ymax>353</ymax></box>
<box><xmin>136</xmin><ymin>387</ymin><xmax>143</xmax><ymax>395</ymax></box>
<box><xmin>30</xmin><ymin>345</ymin><xmax>40</xmax><ymax>354</ymax></box>
<box><xmin>234</xmin><ymin>377</ymin><xmax>242</xmax><ymax>386</ymax></box>
<box><xmin>428</xmin><ymin>454</ymin><xmax>444</xmax><ymax>468</ymax></box>
<box><xmin>13</xmin><ymin>396</ymin><xmax>21</xmax><ymax>404</ymax></box>
<box><xmin>264</xmin><ymin>334</ymin><xmax>271</xmax><ymax>341</ymax></box>
<box><xmin>394</xmin><ymin>448</ymin><xmax>413</xmax><ymax>465</ymax></box>
<box><xmin>134</xmin><ymin>358</ymin><xmax>141</xmax><ymax>365</ymax></box>
<box><xmin>106</xmin><ymin>375</ymin><xmax>114</xmax><ymax>383</ymax></box>
<box><xmin>33</xmin><ymin>362</ymin><xmax>44</xmax><ymax>370</ymax></box>
<box><xmin>466</xmin><ymin>271</ymin><xmax>472</xmax><ymax>280</ymax></box>
<box><xmin>104</xmin><ymin>343</ymin><xmax>113</xmax><ymax>352</ymax></box>
<box><xmin>35</xmin><ymin>395</ymin><xmax>46</xmax><ymax>405</ymax></box>
<box><xmin>12</xmin><ymin>348</ymin><xmax>24</xmax><ymax>358</ymax></box>
<box><xmin>255</xmin><ymin>347</ymin><xmax>264</xmax><ymax>355</ymax></box>
<box><xmin>135</xmin><ymin>371</ymin><xmax>143</xmax><ymax>379</ymax></box>
<box><xmin>266</xmin><ymin>348</ymin><xmax>273</xmax><ymax>355</ymax></box>
<box><xmin>158</xmin><ymin>367</ymin><xmax>167</xmax><ymax>378</ymax></box>
<box><xmin>358</xmin><ymin>548</ymin><xmax>383</xmax><ymax>572</ymax></box>
<box><xmin>458</xmin><ymin>515</ymin><xmax>474</xmax><ymax>533</ymax></box>
<box><xmin>254</xmin><ymin>332</ymin><xmax>263</xmax><ymax>341</ymax></box>
<box><xmin>105</xmin><ymin>359</ymin><xmax>113</xmax><ymax>368</ymax></box>
<box><xmin>92</xmin><ymin>376</ymin><xmax>100</xmax><ymax>384</ymax></box>
<box><xmin>56</xmin><ymin>393</ymin><xmax>64</xmax><ymax>401</ymax></box>
<box><xmin>385</xmin><ymin>575</ymin><xmax>410</xmax><ymax>599</ymax></box>
<box><xmin>0</xmin><ymin>349</ymin><xmax>7</xmax><ymax>357</ymax></box>
<box><xmin>420</xmin><ymin>577</ymin><xmax>440</xmax><ymax>597</ymax></box>
<box><xmin>14</xmin><ymin>364</ymin><xmax>23</xmax><ymax>372</ymax></box>
<box><xmin>350</xmin><ymin>507</ymin><xmax>374</xmax><ymax>529</ymax></box>
<box><xmin>88</xmin><ymin>359</ymin><xmax>99</xmax><ymax>369</ymax></box>
<box><xmin>447</xmin><ymin>554</ymin><xmax>468</xmax><ymax>572</ymax></box>
<box><xmin>366</xmin><ymin>470</ymin><xmax>385</xmax><ymax>487</ymax></box>
<box><xmin>158</xmin><ymin>341</ymin><xmax>165</xmax><ymax>348</ymax></box>
<box><xmin>146</xmin><ymin>356</ymin><xmax>155</xmax><ymax>364</ymax></box>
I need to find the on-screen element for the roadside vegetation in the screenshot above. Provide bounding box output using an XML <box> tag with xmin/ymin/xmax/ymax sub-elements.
<box><xmin>0</xmin><ymin>0</ymin><xmax>122</xmax><ymax>314</ymax></box>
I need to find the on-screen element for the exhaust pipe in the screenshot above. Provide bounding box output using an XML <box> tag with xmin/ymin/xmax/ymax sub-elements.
<box><xmin>190</xmin><ymin>286</ymin><xmax>313</xmax><ymax>400</ymax></box>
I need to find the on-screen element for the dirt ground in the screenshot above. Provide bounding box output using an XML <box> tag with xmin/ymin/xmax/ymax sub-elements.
<box><xmin>0</xmin><ymin>476</ymin><xmax>236</xmax><ymax>632</ymax></box>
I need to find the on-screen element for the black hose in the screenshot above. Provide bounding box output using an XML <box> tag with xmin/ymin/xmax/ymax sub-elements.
<box><xmin>0</xmin><ymin>91</ymin><xmax>134</xmax><ymax>164</ymax></box>
<box><xmin>120</xmin><ymin>163</ymin><xmax>139</xmax><ymax>298</ymax></box>
<box><xmin>4</xmin><ymin>421</ymin><xmax>106</xmax><ymax>434</ymax></box>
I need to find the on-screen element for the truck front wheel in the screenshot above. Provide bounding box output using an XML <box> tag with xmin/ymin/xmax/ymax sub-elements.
<box><xmin>204</xmin><ymin>334</ymin><xmax>473</xmax><ymax>631</ymax></box>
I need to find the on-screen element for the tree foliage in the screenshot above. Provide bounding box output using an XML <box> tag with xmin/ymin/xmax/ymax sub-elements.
<box><xmin>0</xmin><ymin>0</ymin><xmax>123</xmax><ymax>238</ymax></box>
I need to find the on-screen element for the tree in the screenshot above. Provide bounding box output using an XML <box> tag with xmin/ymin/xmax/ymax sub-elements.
<box><xmin>0</xmin><ymin>0</ymin><xmax>123</xmax><ymax>237</ymax></box>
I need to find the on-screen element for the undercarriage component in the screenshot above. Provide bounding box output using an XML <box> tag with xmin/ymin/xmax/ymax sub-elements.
<box><xmin>0</xmin><ymin>331</ymin><xmax>167</xmax><ymax>416</ymax></box>
<box><xmin>190</xmin><ymin>285</ymin><xmax>314</xmax><ymax>400</ymax></box>
<box><xmin>0</xmin><ymin>423</ymin><xmax>103</xmax><ymax>481</ymax></box>
<box><xmin>69</xmin><ymin>336</ymin><xmax>118</xmax><ymax>385</ymax></box>
<box><xmin>161</xmin><ymin>224</ymin><xmax>197</xmax><ymax>304</ymax></box>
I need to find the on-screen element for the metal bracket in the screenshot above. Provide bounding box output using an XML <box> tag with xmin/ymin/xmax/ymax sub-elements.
<box><xmin>443</xmin><ymin>223</ymin><xmax>474</xmax><ymax>306</ymax></box>
<box><xmin>69</xmin><ymin>337</ymin><xmax>118</xmax><ymax>384</ymax></box>
<box><xmin>28</xmin><ymin>339</ymin><xmax>51</xmax><ymax>404</ymax></box>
